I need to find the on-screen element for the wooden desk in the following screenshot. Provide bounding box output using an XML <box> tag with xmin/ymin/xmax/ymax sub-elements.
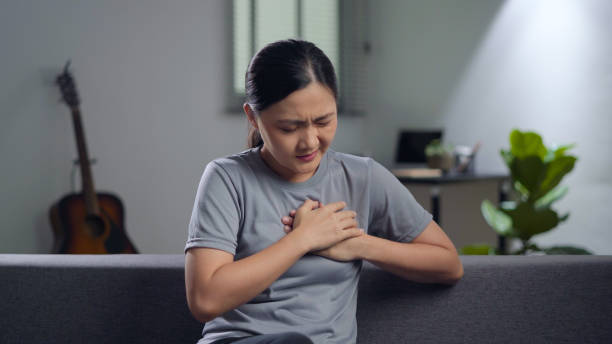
<box><xmin>394</xmin><ymin>171</ymin><xmax>510</xmax><ymax>254</ymax></box>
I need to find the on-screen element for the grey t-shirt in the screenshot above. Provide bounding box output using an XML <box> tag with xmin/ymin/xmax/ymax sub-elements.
<box><xmin>185</xmin><ymin>145</ymin><xmax>432</xmax><ymax>344</ymax></box>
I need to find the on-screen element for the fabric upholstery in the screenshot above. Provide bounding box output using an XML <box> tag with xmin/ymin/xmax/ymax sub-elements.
<box><xmin>1</xmin><ymin>254</ymin><xmax>610</xmax><ymax>344</ymax></box>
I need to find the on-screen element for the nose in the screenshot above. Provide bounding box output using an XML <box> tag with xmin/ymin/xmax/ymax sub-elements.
<box><xmin>299</xmin><ymin>125</ymin><xmax>319</xmax><ymax>150</ymax></box>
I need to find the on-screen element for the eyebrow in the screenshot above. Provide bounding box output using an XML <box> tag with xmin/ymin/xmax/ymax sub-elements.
<box><xmin>276</xmin><ymin>113</ymin><xmax>335</xmax><ymax>125</ymax></box>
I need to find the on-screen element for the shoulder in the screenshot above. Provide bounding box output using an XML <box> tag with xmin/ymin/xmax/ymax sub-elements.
<box><xmin>328</xmin><ymin>150</ymin><xmax>399</xmax><ymax>187</ymax></box>
<box><xmin>330</xmin><ymin>149</ymin><xmax>393</xmax><ymax>172</ymax></box>
<box><xmin>205</xmin><ymin>147</ymin><xmax>257</xmax><ymax>180</ymax></box>
<box><xmin>327</xmin><ymin>149</ymin><xmax>374</xmax><ymax>180</ymax></box>
<box><xmin>328</xmin><ymin>149</ymin><xmax>371</xmax><ymax>167</ymax></box>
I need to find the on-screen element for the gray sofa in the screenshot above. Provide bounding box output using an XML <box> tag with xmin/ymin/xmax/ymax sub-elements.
<box><xmin>1</xmin><ymin>254</ymin><xmax>611</xmax><ymax>344</ymax></box>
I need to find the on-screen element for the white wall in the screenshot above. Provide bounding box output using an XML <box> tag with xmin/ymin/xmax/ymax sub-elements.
<box><xmin>366</xmin><ymin>0</ymin><xmax>612</xmax><ymax>254</ymax></box>
<box><xmin>2</xmin><ymin>0</ymin><xmax>610</xmax><ymax>254</ymax></box>
<box><xmin>0</xmin><ymin>0</ymin><xmax>363</xmax><ymax>253</ymax></box>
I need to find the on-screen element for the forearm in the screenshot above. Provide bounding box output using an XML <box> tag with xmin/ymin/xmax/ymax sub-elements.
<box><xmin>359</xmin><ymin>234</ymin><xmax>463</xmax><ymax>285</ymax></box>
<box><xmin>200</xmin><ymin>232</ymin><xmax>309</xmax><ymax>320</ymax></box>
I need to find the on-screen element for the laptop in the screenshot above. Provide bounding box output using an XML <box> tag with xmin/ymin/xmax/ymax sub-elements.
<box><xmin>392</xmin><ymin>129</ymin><xmax>443</xmax><ymax>177</ymax></box>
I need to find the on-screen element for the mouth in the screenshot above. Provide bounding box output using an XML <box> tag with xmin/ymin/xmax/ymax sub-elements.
<box><xmin>296</xmin><ymin>150</ymin><xmax>318</xmax><ymax>161</ymax></box>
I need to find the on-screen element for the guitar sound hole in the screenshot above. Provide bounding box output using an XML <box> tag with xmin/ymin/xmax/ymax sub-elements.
<box><xmin>85</xmin><ymin>215</ymin><xmax>106</xmax><ymax>237</ymax></box>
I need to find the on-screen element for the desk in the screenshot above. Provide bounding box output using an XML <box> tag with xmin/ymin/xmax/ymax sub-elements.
<box><xmin>395</xmin><ymin>172</ymin><xmax>510</xmax><ymax>254</ymax></box>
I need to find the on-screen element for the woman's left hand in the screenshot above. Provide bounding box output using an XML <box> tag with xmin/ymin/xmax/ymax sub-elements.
<box><xmin>281</xmin><ymin>203</ymin><xmax>365</xmax><ymax>262</ymax></box>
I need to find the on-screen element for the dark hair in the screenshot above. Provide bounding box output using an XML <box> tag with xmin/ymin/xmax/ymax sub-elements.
<box><xmin>245</xmin><ymin>39</ymin><xmax>338</xmax><ymax>148</ymax></box>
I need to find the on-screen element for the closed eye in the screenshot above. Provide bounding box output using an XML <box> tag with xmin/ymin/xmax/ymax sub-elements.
<box><xmin>279</xmin><ymin>121</ymin><xmax>331</xmax><ymax>133</ymax></box>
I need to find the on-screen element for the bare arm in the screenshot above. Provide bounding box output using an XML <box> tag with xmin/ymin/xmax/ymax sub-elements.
<box><xmin>358</xmin><ymin>220</ymin><xmax>463</xmax><ymax>284</ymax></box>
<box><xmin>283</xmin><ymin>213</ymin><xmax>463</xmax><ymax>284</ymax></box>
<box><xmin>185</xmin><ymin>231</ymin><xmax>308</xmax><ymax>323</ymax></box>
<box><xmin>185</xmin><ymin>200</ymin><xmax>363</xmax><ymax>323</ymax></box>
<box><xmin>283</xmin><ymin>208</ymin><xmax>463</xmax><ymax>284</ymax></box>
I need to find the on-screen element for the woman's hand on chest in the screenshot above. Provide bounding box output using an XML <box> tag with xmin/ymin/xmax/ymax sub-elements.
<box><xmin>281</xmin><ymin>201</ymin><xmax>366</xmax><ymax>261</ymax></box>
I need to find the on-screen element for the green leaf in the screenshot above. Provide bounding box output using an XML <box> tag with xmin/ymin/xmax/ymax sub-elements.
<box><xmin>509</xmin><ymin>129</ymin><xmax>547</xmax><ymax>159</ymax></box>
<box><xmin>513</xmin><ymin>180</ymin><xmax>529</xmax><ymax>197</ymax></box>
<box><xmin>500</xmin><ymin>149</ymin><xmax>513</xmax><ymax>169</ymax></box>
<box><xmin>510</xmin><ymin>156</ymin><xmax>546</xmax><ymax>195</ymax></box>
<box><xmin>537</xmin><ymin>156</ymin><xmax>577</xmax><ymax>198</ymax></box>
<box><xmin>544</xmin><ymin>143</ymin><xmax>576</xmax><ymax>163</ymax></box>
<box><xmin>534</xmin><ymin>185</ymin><xmax>568</xmax><ymax>210</ymax></box>
<box><xmin>542</xmin><ymin>246</ymin><xmax>593</xmax><ymax>255</ymax></box>
<box><xmin>481</xmin><ymin>200</ymin><xmax>514</xmax><ymax>236</ymax></box>
<box><xmin>459</xmin><ymin>244</ymin><xmax>497</xmax><ymax>255</ymax></box>
<box><xmin>505</xmin><ymin>202</ymin><xmax>559</xmax><ymax>240</ymax></box>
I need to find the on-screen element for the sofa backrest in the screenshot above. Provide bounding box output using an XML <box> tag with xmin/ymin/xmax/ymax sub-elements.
<box><xmin>1</xmin><ymin>254</ymin><xmax>201</xmax><ymax>344</ymax></box>
<box><xmin>357</xmin><ymin>255</ymin><xmax>612</xmax><ymax>343</ymax></box>
<box><xmin>1</xmin><ymin>254</ymin><xmax>611</xmax><ymax>344</ymax></box>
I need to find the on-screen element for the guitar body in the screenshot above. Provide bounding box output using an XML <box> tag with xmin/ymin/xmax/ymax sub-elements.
<box><xmin>49</xmin><ymin>192</ymin><xmax>138</xmax><ymax>254</ymax></box>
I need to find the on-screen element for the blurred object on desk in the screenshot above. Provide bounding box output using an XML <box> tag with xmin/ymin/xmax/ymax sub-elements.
<box><xmin>454</xmin><ymin>141</ymin><xmax>481</xmax><ymax>174</ymax></box>
<box><xmin>425</xmin><ymin>138</ymin><xmax>454</xmax><ymax>172</ymax></box>
<box><xmin>391</xmin><ymin>168</ymin><xmax>442</xmax><ymax>178</ymax></box>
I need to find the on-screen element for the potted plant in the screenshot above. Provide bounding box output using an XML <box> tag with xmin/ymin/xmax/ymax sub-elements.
<box><xmin>460</xmin><ymin>129</ymin><xmax>592</xmax><ymax>255</ymax></box>
<box><xmin>425</xmin><ymin>139</ymin><xmax>454</xmax><ymax>171</ymax></box>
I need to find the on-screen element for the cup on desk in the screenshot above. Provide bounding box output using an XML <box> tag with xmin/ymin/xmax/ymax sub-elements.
<box><xmin>454</xmin><ymin>145</ymin><xmax>476</xmax><ymax>174</ymax></box>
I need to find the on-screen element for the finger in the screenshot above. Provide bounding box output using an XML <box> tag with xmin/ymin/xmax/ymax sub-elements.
<box><xmin>342</xmin><ymin>227</ymin><xmax>364</xmax><ymax>239</ymax></box>
<box><xmin>290</xmin><ymin>209</ymin><xmax>296</xmax><ymax>217</ymax></box>
<box><xmin>339</xmin><ymin>218</ymin><xmax>359</xmax><ymax>230</ymax></box>
<box><xmin>336</xmin><ymin>210</ymin><xmax>357</xmax><ymax>221</ymax></box>
<box><xmin>298</xmin><ymin>198</ymin><xmax>319</xmax><ymax>212</ymax></box>
<box><xmin>284</xmin><ymin>225</ymin><xmax>292</xmax><ymax>233</ymax></box>
<box><xmin>323</xmin><ymin>201</ymin><xmax>347</xmax><ymax>213</ymax></box>
<box><xmin>296</xmin><ymin>202</ymin><xmax>313</xmax><ymax>216</ymax></box>
<box><xmin>281</xmin><ymin>216</ymin><xmax>291</xmax><ymax>224</ymax></box>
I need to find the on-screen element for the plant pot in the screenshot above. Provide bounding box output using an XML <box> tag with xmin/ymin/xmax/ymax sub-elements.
<box><xmin>427</xmin><ymin>153</ymin><xmax>453</xmax><ymax>171</ymax></box>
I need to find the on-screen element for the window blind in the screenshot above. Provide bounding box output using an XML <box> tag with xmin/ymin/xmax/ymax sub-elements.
<box><xmin>231</xmin><ymin>0</ymin><xmax>368</xmax><ymax>116</ymax></box>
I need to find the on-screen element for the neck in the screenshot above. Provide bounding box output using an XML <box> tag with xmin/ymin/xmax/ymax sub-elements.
<box><xmin>260</xmin><ymin>145</ymin><xmax>317</xmax><ymax>183</ymax></box>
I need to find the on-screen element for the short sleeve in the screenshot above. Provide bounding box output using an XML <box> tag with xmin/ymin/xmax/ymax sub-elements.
<box><xmin>184</xmin><ymin>161</ymin><xmax>241</xmax><ymax>255</ymax></box>
<box><xmin>367</xmin><ymin>159</ymin><xmax>433</xmax><ymax>243</ymax></box>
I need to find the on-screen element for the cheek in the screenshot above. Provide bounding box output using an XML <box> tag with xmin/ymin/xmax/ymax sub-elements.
<box><xmin>269</xmin><ymin>132</ymin><xmax>297</xmax><ymax>152</ymax></box>
<box><xmin>322</xmin><ymin>124</ymin><xmax>337</xmax><ymax>141</ymax></box>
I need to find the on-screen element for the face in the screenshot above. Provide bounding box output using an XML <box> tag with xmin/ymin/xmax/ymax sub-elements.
<box><xmin>244</xmin><ymin>81</ymin><xmax>338</xmax><ymax>183</ymax></box>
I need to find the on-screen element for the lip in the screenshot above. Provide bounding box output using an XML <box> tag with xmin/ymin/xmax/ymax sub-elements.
<box><xmin>296</xmin><ymin>150</ymin><xmax>318</xmax><ymax>162</ymax></box>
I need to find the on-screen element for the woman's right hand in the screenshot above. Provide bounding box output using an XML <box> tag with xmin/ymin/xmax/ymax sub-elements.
<box><xmin>290</xmin><ymin>199</ymin><xmax>363</xmax><ymax>252</ymax></box>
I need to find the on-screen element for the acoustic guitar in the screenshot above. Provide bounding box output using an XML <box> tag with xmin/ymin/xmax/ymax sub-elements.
<box><xmin>49</xmin><ymin>61</ymin><xmax>138</xmax><ymax>254</ymax></box>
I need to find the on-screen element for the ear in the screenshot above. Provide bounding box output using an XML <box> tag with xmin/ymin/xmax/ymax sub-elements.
<box><xmin>243</xmin><ymin>103</ymin><xmax>259</xmax><ymax>130</ymax></box>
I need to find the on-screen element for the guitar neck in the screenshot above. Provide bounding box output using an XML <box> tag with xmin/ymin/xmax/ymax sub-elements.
<box><xmin>70</xmin><ymin>107</ymin><xmax>100</xmax><ymax>215</ymax></box>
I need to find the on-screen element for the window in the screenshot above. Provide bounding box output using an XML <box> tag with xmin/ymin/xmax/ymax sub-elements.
<box><xmin>230</xmin><ymin>0</ymin><xmax>368</xmax><ymax>116</ymax></box>
<box><xmin>229</xmin><ymin>0</ymin><xmax>369</xmax><ymax>114</ymax></box>
<box><xmin>232</xmin><ymin>0</ymin><xmax>339</xmax><ymax>94</ymax></box>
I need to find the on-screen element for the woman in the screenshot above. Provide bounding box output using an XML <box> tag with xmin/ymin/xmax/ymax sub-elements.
<box><xmin>185</xmin><ymin>39</ymin><xmax>463</xmax><ymax>344</ymax></box>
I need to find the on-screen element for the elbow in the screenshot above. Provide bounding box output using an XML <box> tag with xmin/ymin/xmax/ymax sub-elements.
<box><xmin>187</xmin><ymin>294</ymin><xmax>222</xmax><ymax>323</ymax></box>
<box><xmin>441</xmin><ymin>252</ymin><xmax>464</xmax><ymax>285</ymax></box>
<box><xmin>446</xmin><ymin>265</ymin><xmax>464</xmax><ymax>284</ymax></box>
<box><xmin>449</xmin><ymin>259</ymin><xmax>464</xmax><ymax>284</ymax></box>
<box><xmin>439</xmin><ymin>269</ymin><xmax>463</xmax><ymax>285</ymax></box>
